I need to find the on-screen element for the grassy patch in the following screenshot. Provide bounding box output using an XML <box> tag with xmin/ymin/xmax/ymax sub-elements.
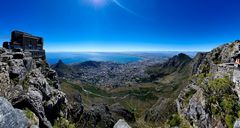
<box><xmin>208</xmin><ymin>76</ymin><xmax>232</xmax><ymax>93</ymax></box>
<box><xmin>168</xmin><ymin>114</ymin><xmax>181</xmax><ymax>127</ymax></box>
<box><xmin>24</xmin><ymin>108</ymin><xmax>38</xmax><ymax>125</ymax></box>
<box><xmin>225</xmin><ymin>115</ymin><xmax>235</xmax><ymax>128</ymax></box>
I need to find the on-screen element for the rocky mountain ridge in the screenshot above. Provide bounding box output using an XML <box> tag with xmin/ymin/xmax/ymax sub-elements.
<box><xmin>172</xmin><ymin>40</ymin><xmax>240</xmax><ymax>128</ymax></box>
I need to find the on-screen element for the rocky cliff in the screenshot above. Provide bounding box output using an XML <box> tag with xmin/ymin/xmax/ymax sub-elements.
<box><xmin>0</xmin><ymin>48</ymin><xmax>68</xmax><ymax>128</ymax></box>
<box><xmin>0</xmin><ymin>48</ymin><xmax>133</xmax><ymax>128</ymax></box>
<box><xmin>172</xmin><ymin>40</ymin><xmax>240</xmax><ymax>128</ymax></box>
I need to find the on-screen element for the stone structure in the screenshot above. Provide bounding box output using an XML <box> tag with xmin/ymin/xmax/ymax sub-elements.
<box><xmin>2</xmin><ymin>30</ymin><xmax>45</xmax><ymax>59</ymax></box>
<box><xmin>232</xmin><ymin>53</ymin><xmax>240</xmax><ymax>67</ymax></box>
<box><xmin>232</xmin><ymin>45</ymin><xmax>240</xmax><ymax>67</ymax></box>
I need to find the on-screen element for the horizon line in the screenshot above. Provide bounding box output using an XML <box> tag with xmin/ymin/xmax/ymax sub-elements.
<box><xmin>46</xmin><ymin>50</ymin><xmax>207</xmax><ymax>53</ymax></box>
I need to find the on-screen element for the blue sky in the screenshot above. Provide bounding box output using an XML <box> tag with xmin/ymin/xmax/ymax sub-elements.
<box><xmin>0</xmin><ymin>0</ymin><xmax>240</xmax><ymax>52</ymax></box>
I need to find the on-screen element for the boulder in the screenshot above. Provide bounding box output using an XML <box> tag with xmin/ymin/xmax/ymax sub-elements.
<box><xmin>79</xmin><ymin>104</ymin><xmax>115</xmax><ymax>128</ymax></box>
<box><xmin>23</xmin><ymin>57</ymin><xmax>33</xmax><ymax>71</ymax></box>
<box><xmin>28</xmin><ymin>69</ymin><xmax>52</xmax><ymax>99</ymax></box>
<box><xmin>68</xmin><ymin>94</ymin><xmax>84</xmax><ymax>122</ymax></box>
<box><xmin>234</xmin><ymin>119</ymin><xmax>240</xmax><ymax>128</ymax></box>
<box><xmin>0</xmin><ymin>48</ymin><xmax>6</xmax><ymax>54</ymax></box>
<box><xmin>110</xmin><ymin>103</ymin><xmax>135</xmax><ymax>122</ymax></box>
<box><xmin>113</xmin><ymin>119</ymin><xmax>131</xmax><ymax>128</ymax></box>
<box><xmin>1</xmin><ymin>54</ymin><xmax>13</xmax><ymax>62</ymax></box>
<box><xmin>0</xmin><ymin>97</ymin><xmax>29</xmax><ymax>128</ymax></box>
<box><xmin>44</xmin><ymin>90</ymin><xmax>68</xmax><ymax>124</ymax></box>
<box><xmin>8</xmin><ymin>59</ymin><xmax>26</xmax><ymax>79</ymax></box>
<box><xmin>12</xmin><ymin>88</ymin><xmax>52</xmax><ymax>128</ymax></box>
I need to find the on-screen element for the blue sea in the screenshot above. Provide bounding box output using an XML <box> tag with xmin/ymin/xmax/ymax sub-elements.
<box><xmin>46</xmin><ymin>52</ymin><xmax>143</xmax><ymax>64</ymax></box>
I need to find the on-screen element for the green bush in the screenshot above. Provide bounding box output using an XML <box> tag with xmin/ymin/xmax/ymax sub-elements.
<box><xmin>24</xmin><ymin>108</ymin><xmax>38</xmax><ymax>125</ymax></box>
<box><xmin>220</xmin><ymin>97</ymin><xmax>234</xmax><ymax>114</ymax></box>
<box><xmin>22</xmin><ymin>75</ymin><xmax>30</xmax><ymax>90</ymax></box>
<box><xmin>168</xmin><ymin>114</ymin><xmax>181</xmax><ymax>127</ymax></box>
<box><xmin>201</xmin><ymin>61</ymin><xmax>210</xmax><ymax>74</ymax></box>
<box><xmin>238</xmin><ymin>110</ymin><xmax>240</xmax><ymax>118</ymax></box>
<box><xmin>195</xmin><ymin>73</ymin><xmax>205</xmax><ymax>85</ymax></box>
<box><xmin>24</xmin><ymin>108</ymin><xmax>34</xmax><ymax>120</ymax></box>
<box><xmin>225</xmin><ymin>115</ymin><xmax>235</xmax><ymax>128</ymax></box>
<box><xmin>210</xmin><ymin>104</ymin><xmax>219</xmax><ymax>115</ymax></box>
<box><xmin>53</xmin><ymin>117</ymin><xmax>75</xmax><ymax>128</ymax></box>
<box><xmin>208</xmin><ymin>76</ymin><xmax>232</xmax><ymax>92</ymax></box>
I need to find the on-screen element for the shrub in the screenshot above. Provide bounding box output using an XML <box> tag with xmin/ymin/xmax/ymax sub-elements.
<box><xmin>24</xmin><ymin>108</ymin><xmax>38</xmax><ymax>125</ymax></box>
<box><xmin>225</xmin><ymin>115</ymin><xmax>235</xmax><ymax>128</ymax></box>
<box><xmin>201</xmin><ymin>61</ymin><xmax>210</xmax><ymax>74</ymax></box>
<box><xmin>22</xmin><ymin>75</ymin><xmax>30</xmax><ymax>90</ymax></box>
<box><xmin>168</xmin><ymin>114</ymin><xmax>181</xmax><ymax>127</ymax></box>
<box><xmin>24</xmin><ymin>108</ymin><xmax>34</xmax><ymax>120</ymax></box>
<box><xmin>220</xmin><ymin>97</ymin><xmax>234</xmax><ymax>114</ymax></box>
<box><xmin>53</xmin><ymin>117</ymin><xmax>75</xmax><ymax>128</ymax></box>
<box><xmin>210</xmin><ymin>104</ymin><xmax>219</xmax><ymax>115</ymax></box>
<box><xmin>196</xmin><ymin>73</ymin><xmax>205</xmax><ymax>85</ymax></box>
<box><xmin>183</xmin><ymin>89</ymin><xmax>197</xmax><ymax>106</ymax></box>
<box><xmin>208</xmin><ymin>76</ymin><xmax>232</xmax><ymax>93</ymax></box>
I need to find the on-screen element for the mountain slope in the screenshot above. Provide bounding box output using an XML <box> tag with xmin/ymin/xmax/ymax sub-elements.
<box><xmin>143</xmin><ymin>53</ymin><xmax>193</xmax><ymax>126</ymax></box>
<box><xmin>170</xmin><ymin>40</ymin><xmax>240</xmax><ymax>128</ymax></box>
<box><xmin>146</xmin><ymin>53</ymin><xmax>192</xmax><ymax>79</ymax></box>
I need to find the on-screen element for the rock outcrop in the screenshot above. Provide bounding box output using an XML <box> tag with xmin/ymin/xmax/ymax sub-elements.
<box><xmin>78</xmin><ymin>104</ymin><xmax>115</xmax><ymax>128</ymax></box>
<box><xmin>0</xmin><ymin>48</ymin><xmax>68</xmax><ymax>128</ymax></box>
<box><xmin>113</xmin><ymin>119</ymin><xmax>131</xmax><ymax>128</ymax></box>
<box><xmin>175</xmin><ymin>40</ymin><xmax>240</xmax><ymax>128</ymax></box>
<box><xmin>0</xmin><ymin>97</ymin><xmax>29</xmax><ymax>128</ymax></box>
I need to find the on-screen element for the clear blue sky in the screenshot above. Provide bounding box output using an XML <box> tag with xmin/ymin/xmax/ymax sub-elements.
<box><xmin>1</xmin><ymin>0</ymin><xmax>240</xmax><ymax>52</ymax></box>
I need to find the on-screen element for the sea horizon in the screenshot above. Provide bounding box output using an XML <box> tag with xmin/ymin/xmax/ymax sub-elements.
<box><xmin>46</xmin><ymin>51</ymin><xmax>198</xmax><ymax>65</ymax></box>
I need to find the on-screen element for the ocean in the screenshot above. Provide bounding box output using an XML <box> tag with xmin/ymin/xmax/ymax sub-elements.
<box><xmin>46</xmin><ymin>52</ymin><xmax>143</xmax><ymax>64</ymax></box>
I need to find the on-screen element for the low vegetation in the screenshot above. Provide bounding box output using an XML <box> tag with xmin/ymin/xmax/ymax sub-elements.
<box><xmin>208</xmin><ymin>76</ymin><xmax>232</xmax><ymax>93</ymax></box>
<box><xmin>167</xmin><ymin>114</ymin><xmax>181</xmax><ymax>127</ymax></box>
<box><xmin>53</xmin><ymin>117</ymin><xmax>76</xmax><ymax>128</ymax></box>
<box><xmin>201</xmin><ymin>76</ymin><xmax>239</xmax><ymax>128</ymax></box>
<box><xmin>24</xmin><ymin>108</ymin><xmax>38</xmax><ymax>126</ymax></box>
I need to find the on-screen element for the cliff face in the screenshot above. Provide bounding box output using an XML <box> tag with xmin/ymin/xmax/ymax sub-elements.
<box><xmin>174</xmin><ymin>40</ymin><xmax>240</xmax><ymax>128</ymax></box>
<box><xmin>0</xmin><ymin>48</ymin><xmax>68</xmax><ymax>128</ymax></box>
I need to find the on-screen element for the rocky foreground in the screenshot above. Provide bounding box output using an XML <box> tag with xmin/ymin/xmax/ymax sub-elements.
<box><xmin>0</xmin><ymin>48</ymin><xmax>66</xmax><ymax>127</ymax></box>
<box><xmin>0</xmin><ymin>48</ymin><xmax>133</xmax><ymax>128</ymax></box>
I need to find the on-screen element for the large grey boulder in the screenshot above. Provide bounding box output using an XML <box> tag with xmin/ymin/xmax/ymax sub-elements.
<box><xmin>0</xmin><ymin>97</ymin><xmax>29</xmax><ymax>128</ymax></box>
<box><xmin>8</xmin><ymin>59</ymin><xmax>27</xmax><ymax>79</ymax></box>
<box><xmin>12</xmin><ymin>87</ymin><xmax>52</xmax><ymax>128</ymax></box>
<box><xmin>113</xmin><ymin>119</ymin><xmax>131</xmax><ymax>128</ymax></box>
<box><xmin>79</xmin><ymin>104</ymin><xmax>115</xmax><ymax>128</ymax></box>
<box><xmin>234</xmin><ymin>119</ymin><xmax>240</xmax><ymax>128</ymax></box>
